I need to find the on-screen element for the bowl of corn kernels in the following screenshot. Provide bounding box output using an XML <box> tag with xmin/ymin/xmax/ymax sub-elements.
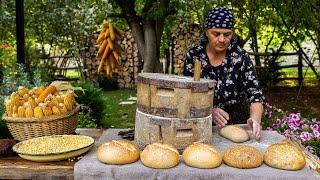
<box><xmin>12</xmin><ymin>135</ymin><xmax>94</xmax><ymax>162</ymax></box>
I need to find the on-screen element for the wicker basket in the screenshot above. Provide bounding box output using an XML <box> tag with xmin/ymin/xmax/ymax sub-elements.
<box><xmin>2</xmin><ymin>104</ymin><xmax>80</xmax><ymax>141</ymax></box>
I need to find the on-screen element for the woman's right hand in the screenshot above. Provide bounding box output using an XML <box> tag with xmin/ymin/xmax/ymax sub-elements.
<box><xmin>212</xmin><ymin>108</ymin><xmax>229</xmax><ymax>127</ymax></box>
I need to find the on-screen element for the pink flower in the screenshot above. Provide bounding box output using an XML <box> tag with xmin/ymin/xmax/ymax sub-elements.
<box><xmin>313</xmin><ymin>130</ymin><xmax>319</xmax><ymax>138</ymax></box>
<box><xmin>1</xmin><ymin>43</ymin><xmax>9</xmax><ymax>49</ymax></box>
<box><xmin>266</xmin><ymin>127</ymin><xmax>273</xmax><ymax>131</ymax></box>
<box><xmin>305</xmin><ymin>146</ymin><xmax>314</xmax><ymax>154</ymax></box>
<box><xmin>289</xmin><ymin>113</ymin><xmax>300</xmax><ymax>122</ymax></box>
<box><xmin>311</xmin><ymin>123</ymin><xmax>319</xmax><ymax>131</ymax></box>
<box><xmin>301</xmin><ymin>124</ymin><xmax>309</xmax><ymax>130</ymax></box>
<box><xmin>272</xmin><ymin>123</ymin><xmax>280</xmax><ymax>129</ymax></box>
<box><xmin>288</xmin><ymin>122</ymin><xmax>299</xmax><ymax>131</ymax></box>
<box><xmin>300</xmin><ymin>132</ymin><xmax>311</xmax><ymax>142</ymax></box>
<box><xmin>283</xmin><ymin>129</ymin><xmax>291</xmax><ymax>138</ymax></box>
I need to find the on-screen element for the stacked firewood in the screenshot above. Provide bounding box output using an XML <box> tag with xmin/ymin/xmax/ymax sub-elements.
<box><xmin>83</xmin><ymin>36</ymin><xmax>100</xmax><ymax>85</ymax></box>
<box><xmin>117</xmin><ymin>30</ymin><xmax>141</xmax><ymax>88</ymax></box>
<box><xmin>172</xmin><ymin>24</ymin><xmax>201</xmax><ymax>75</ymax></box>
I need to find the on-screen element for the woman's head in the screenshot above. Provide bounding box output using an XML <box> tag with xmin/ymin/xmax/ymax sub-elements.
<box><xmin>205</xmin><ymin>7</ymin><xmax>235</xmax><ymax>53</ymax></box>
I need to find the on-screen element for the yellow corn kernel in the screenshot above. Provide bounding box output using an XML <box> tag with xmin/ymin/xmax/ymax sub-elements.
<box><xmin>18</xmin><ymin>86</ymin><xmax>29</xmax><ymax>97</ymax></box>
<box><xmin>17</xmin><ymin>106</ymin><xmax>26</xmax><ymax>118</ymax></box>
<box><xmin>34</xmin><ymin>106</ymin><xmax>44</xmax><ymax>118</ymax></box>
<box><xmin>25</xmin><ymin>105</ymin><xmax>34</xmax><ymax>118</ymax></box>
<box><xmin>59</xmin><ymin>103</ymin><xmax>68</xmax><ymax>114</ymax></box>
<box><xmin>52</xmin><ymin>106</ymin><xmax>61</xmax><ymax>115</ymax></box>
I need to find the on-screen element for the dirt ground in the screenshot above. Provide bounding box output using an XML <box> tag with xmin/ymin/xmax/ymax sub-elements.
<box><xmin>264</xmin><ymin>85</ymin><xmax>320</xmax><ymax>118</ymax></box>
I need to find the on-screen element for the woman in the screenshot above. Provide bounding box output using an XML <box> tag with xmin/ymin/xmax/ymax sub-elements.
<box><xmin>183</xmin><ymin>7</ymin><xmax>265</xmax><ymax>140</ymax></box>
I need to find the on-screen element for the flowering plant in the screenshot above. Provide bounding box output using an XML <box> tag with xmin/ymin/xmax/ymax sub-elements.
<box><xmin>262</xmin><ymin>102</ymin><xmax>320</xmax><ymax>157</ymax></box>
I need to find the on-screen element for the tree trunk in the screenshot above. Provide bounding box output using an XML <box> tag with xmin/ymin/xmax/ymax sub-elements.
<box><xmin>114</xmin><ymin>0</ymin><xmax>169</xmax><ymax>73</ymax></box>
<box><xmin>143</xmin><ymin>22</ymin><xmax>160</xmax><ymax>72</ymax></box>
<box><xmin>16</xmin><ymin>0</ymin><xmax>25</xmax><ymax>65</ymax></box>
<box><xmin>248</xmin><ymin>0</ymin><xmax>261</xmax><ymax>67</ymax></box>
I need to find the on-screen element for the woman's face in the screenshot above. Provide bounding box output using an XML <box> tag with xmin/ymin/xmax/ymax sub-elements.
<box><xmin>206</xmin><ymin>28</ymin><xmax>233</xmax><ymax>53</ymax></box>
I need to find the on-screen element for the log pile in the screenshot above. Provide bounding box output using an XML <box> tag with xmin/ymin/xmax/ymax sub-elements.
<box><xmin>117</xmin><ymin>30</ymin><xmax>141</xmax><ymax>88</ymax></box>
<box><xmin>172</xmin><ymin>24</ymin><xmax>201</xmax><ymax>75</ymax></box>
<box><xmin>83</xmin><ymin>35</ymin><xmax>100</xmax><ymax>86</ymax></box>
<box><xmin>82</xmin><ymin>31</ymin><xmax>140</xmax><ymax>88</ymax></box>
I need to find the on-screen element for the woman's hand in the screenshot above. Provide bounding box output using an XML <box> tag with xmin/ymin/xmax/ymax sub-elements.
<box><xmin>247</xmin><ymin>118</ymin><xmax>261</xmax><ymax>141</ymax></box>
<box><xmin>212</xmin><ymin>108</ymin><xmax>229</xmax><ymax>127</ymax></box>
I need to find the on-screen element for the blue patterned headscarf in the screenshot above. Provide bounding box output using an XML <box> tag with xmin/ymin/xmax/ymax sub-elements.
<box><xmin>205</xmin><ymin>7</ymin><xmax>234</xmax><ymax>30</ymax></box>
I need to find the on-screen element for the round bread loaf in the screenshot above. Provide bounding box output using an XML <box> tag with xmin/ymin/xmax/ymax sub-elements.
<box><xmin>183</xmin><ymin>143</ymin><xmax>222</xmax><ymax>169</ymax></box>
<box><xmin>141</xmin><ymin>143</ymin><xmax>179</xmax><ymax>169</ymax></box>
<box><xmin>220</xmin><ymin>125</ymin><xmax>250</xmax><ymax>143</ymax></box>
<box><xmin>264</xmin><ymin>143</ymin><xmax>306</xmax><ymax>170</ymax></box>
<box><xmin>96</xmin><ymin>139</ymin><xmax>140</xmax><ymax>164</ymax></box>
<box><xmin>223</xmin><ymin>145</ymin><xmax>263</xmax><ymax>169</ymax></box>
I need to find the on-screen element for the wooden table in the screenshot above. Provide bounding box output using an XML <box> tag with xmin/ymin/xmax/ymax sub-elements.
<box><xmin>0</xmin><ymin>128</ymin><xmax>103</xmax><ymax>180</ymax></box>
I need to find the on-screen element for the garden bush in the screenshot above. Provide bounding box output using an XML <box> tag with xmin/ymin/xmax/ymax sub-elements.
<box><xmin>73</xmin><ymin>81</ymin><xmax>107</xmax><ymax>127</ymax></box>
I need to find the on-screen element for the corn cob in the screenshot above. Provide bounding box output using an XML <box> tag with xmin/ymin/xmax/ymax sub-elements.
<box><xmin>23</xmin><ymin>93</ymin><xmax>30</xmax><ymax>101</ymax></box>
<box><xmin>11</xmin><ymin>92</ymin><xmax>20</xmax><ymax>106</ymax></box>
<box><xmin>42</xmin><ymin>103</ymin><xmax>53</xmax><ymax>116</ymax></box>
<box><xmin>27</xmin><ymin>97</ymin><xmax>37</xmax><ymax>109</ymax></box>
<box><xmin>52</xmin><ymin>106</ymin><xmax>61</xmax><ymax>115</ymax></box>
<box><xmin>38</xmin><ymin>85</ymin><xmax>57</xmax><ymax>102</ymax></box>
<box><xmin>59</xmin><ymin>103</ymin><xmax>68</xmax><ymax>114</ymax></box>
<box><xmin>34</xmin><ymin>105</ymin><xmax>44</xmax><ymax>118</ymax></box>
<box><xmin>64</xmin><ymin>91</ymin><xmax>75</xmax><ymax>111</ymax></box>
<box><xmin>18</xmin><ymin>86</ymin><xmax>29</xmax><ymax>97</ymax></box>
<box><xmin>5</xmin><ymin>99</ymin><xmax>13</xmax><ymax>117</ymax></box>
<box><xmin>25</xmin><ymin>105</ymin><xmax>34</xmax><ymax>118</ymax></box>
<box><xmin>34</xmin><ymin>86</ymin><xmax>45</xmax><ymax>97</ymax></box>
<box><xmin>17</xmin><ymin>106</ymin><xmax>26</xmax><ymax>118</ymax></box>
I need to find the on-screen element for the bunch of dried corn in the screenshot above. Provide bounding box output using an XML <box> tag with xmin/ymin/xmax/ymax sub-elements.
<box><xmin>96</xmin><ymin>21</ymin><xmax>124</xmax><ymax>77</ymax></box>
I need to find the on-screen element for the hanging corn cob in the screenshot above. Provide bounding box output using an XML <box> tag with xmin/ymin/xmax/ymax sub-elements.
<box><xmin>96</xmin><ymin>21</ymin><xmax>124</xmax><ymax>77</ymax></box>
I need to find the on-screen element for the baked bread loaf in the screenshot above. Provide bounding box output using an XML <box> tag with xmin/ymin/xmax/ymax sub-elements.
<box><xmin>223</xmin><ymin>145</ymin><xmax>263</xmax><ymax>169</ymax></box>
<box><xmin>141</xmin><ymin>143</ymin><xmax>179</xmax><ymax>169</ymax></box>
<box><xmin>96</xmin><ymin>139</ymin><xmax>140</xmax><ymax>164</ymax></box>
<box><xmin>220</xmin><ymin>125</ymin><xmax>250</xmax><ymax>143</ymax></box>
<box><xmin>264</xmin><ymin>143</ymin><xmax>306</xmax><ymax>170</ymax></box>
<box><xmin>183</xmin><ymin>143</ymin><xmax>222</xmax><ymax>169</ymax></box>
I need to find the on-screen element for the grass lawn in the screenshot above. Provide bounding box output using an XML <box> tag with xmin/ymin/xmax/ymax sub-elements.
<box><xmin>100</xmin><ymin>88</ymin><xmax>137</xmax><ymax>129</ymax></box>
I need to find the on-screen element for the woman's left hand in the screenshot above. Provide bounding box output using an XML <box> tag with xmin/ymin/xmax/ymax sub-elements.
<box><xmin>247</xmin><ymin>118</ymin><xmax>261</xmax><ymax>141</ymax></box>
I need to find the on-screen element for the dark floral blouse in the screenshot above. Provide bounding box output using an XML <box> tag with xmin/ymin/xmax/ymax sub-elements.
<box><xmin>183</xmin><ymin>35</ymin><xmax>265</xmax><ymax>123</ymax></box>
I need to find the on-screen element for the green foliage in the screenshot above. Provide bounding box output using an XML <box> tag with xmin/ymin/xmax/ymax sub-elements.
<box><xmin>73</xmin><ymin>81</ymin><xmax>107</xmax><ymax>125</ymax></box>
<box><xmin>98</xmin><ymin>75</ymin><xmax>118</xmax><ymax>90</ymax></box>
<box><xmin>257</xmin><ymin>57</ymin><xmax>284</xmax><ymax>88</ymax></box>
<box><xmin>0</xmin><ymin>64</ymin><xmax>47</xmax><ymax>138</ymax></box>
<box><xmin>77</xmin><ymin>110</ymin><xmax>98</xmax><ymax>128</ymax></box>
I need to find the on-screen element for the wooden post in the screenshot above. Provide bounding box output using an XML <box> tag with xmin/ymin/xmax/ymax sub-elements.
<box><xmin>298</xmin><ymin>48</ymin><xmax>303</xmax><ymax>87</ymax></box>
<box><xmin>16</xmin><ymin>0</ymin><xmax>25</xmax><ymax>65</ymax></box>
<box><xmin>194</xmin><ymin>60</ymin><xmax>201</xmax><ymax>81</ymax></box>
